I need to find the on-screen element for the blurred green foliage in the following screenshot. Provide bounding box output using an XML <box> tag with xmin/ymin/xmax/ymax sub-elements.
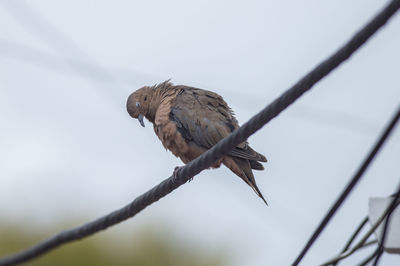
<box><xmin>0</xmin><ymin>222</ymin><xmax>227</xmax><ymax>266</ymax></box>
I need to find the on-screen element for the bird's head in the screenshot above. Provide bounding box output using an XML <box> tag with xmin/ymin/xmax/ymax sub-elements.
<box><xmin>126</xmin><ymin>86</ymin><xmax>153</xmax><ymax>127</ymax></box>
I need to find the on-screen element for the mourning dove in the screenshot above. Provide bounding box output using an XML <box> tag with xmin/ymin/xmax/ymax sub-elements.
<box><xmin>127</xmin><ymin>80</ymin><xmax>268</xmax><ymax>205</ymax></box>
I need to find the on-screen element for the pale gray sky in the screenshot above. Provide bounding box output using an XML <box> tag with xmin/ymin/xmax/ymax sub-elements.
<box><xmin>1</xmin><ymin>1</ymin><xmax>399</xmax><ymax>265</ymax></box>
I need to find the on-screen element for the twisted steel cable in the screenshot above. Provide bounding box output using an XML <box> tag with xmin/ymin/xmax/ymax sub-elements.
<box><xmin>1</xmin><ymin>0</ymin><xmax>399</xmax><ymax>265</ymax></box>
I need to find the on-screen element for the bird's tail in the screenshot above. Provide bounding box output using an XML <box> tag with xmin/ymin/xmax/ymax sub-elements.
<box><xmin>231</xmin><ymin>157</ymin><xmax>268</xmax><ymax>206</ymax></box>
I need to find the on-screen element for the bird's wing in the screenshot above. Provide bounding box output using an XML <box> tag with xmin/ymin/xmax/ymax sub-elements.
<box><xmin>169</xmin><ymin>87</ymin><xmax>266</xmax><ymax>162</ymax></box>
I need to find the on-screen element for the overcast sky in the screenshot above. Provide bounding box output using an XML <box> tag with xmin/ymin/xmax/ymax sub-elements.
<box><xmin>1</xmin><ymin>1</ymin><xmax>399</xmax><ymax>265</ymax></box>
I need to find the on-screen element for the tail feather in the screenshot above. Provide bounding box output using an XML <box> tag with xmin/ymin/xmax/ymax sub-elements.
<box><xmin>249</xmin><ymin>160</ymin><xmax>264</xmax><ymax>170</ymax></box>
<box><xmin>247</xmin><ymin>146</ymin><xmax>268</xmax><ymax>162</ymax></box>
<box><xmin>231</xmin><ymin>157</ymin><xmax>268</xmax><ymax>206</ymax></box>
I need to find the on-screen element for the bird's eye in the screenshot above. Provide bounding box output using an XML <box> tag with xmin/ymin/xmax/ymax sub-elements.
<box><xmin>136</xmin><ymin>102</ymin><xmax>140</xmax><ymax>108</ymax></box>
<box><xmin>144</xmin><ymin>96</ymin><xmax>147</xmax><ymax>101</ymax></box>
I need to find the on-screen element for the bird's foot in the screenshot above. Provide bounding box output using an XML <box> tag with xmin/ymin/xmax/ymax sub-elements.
<box><xmin>173</xmin><ymin>166</ymin><xmax>181</xmax><ymax>177</ymax></box>
<box><xmin>173</xmin><ymin>166</ymin><xmax>193</xmax><ymax>183</ymax></box>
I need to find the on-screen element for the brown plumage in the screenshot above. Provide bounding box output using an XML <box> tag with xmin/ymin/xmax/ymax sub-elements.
<box><xmin>127</xmin><ymin>80</ymin><xmax>268</xmax><ymax>205</ymax></box>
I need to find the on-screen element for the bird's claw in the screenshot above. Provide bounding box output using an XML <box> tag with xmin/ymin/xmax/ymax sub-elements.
<box><xmin>173</xmin><ymin>166</ymin><xmax>181</xmax><ymax>177</ymax></box>
<box><xmin>173</xmin><ymin>166</ymin><xmax>193</xmax><ymax>182</ymax></box>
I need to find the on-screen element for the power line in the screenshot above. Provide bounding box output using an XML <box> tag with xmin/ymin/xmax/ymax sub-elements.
<box><xmin>330</xmin><ymin>216</ymin><xmax>369</xmax><ymax>266</ymax></box>
<box><xmin>0</xmin><ymin>0</ymin><xmax>399</xmax><ymax>265</ymax></box>
<box><xmin>338</xmin><ymin>217</ymin><xmax>369</xmax><ymax>255</ymax></box>
<box><xmin>1</xmin><ymin>0</ymin><xmax>127</xmax><ymax>108</ymax></box>
<box><xmin>0</xmin><ymin>38</ymin><xmax>382</xmax><ymax>137</ymax></box>
<box><xmin>0</xmin><ymin>38</ymin><xmax>158</xmax><ymax>86</ymax></box>
<box><xmin>292</xmin><ymin>105</ymin><xmax>400</xmax><ymax>266</ymax></box>
<box><xmin>359</xmin><ymin>246</ymin><xmax>383</xmax><ymax>265</ymax></box>
<box><xmin>328</xmin><ymin>191</ymin><xmax>400</xmax><ymax>266</ymax></box>
<box><xmin>319</xmin><ymin>195</ymin><xmax>400</xmax><ymax>265</ymax></box>
<box><xmin>372</xmin><ymin>184</ymin><xmax>400</xmax><ymax>265</ymax></box>
<box><xmin>0</xmin><ymin>1</ymin><xmax>388</xmax><ymax>137</ymax></box>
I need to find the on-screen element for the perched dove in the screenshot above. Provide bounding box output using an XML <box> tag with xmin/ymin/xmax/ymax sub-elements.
<box><xmin>127</xmin><ymin>80</ymin><xmax>268</xmax><ymax>205</ymax></box>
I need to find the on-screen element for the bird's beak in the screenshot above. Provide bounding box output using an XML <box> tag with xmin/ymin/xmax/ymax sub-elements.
<box><xmin>138</xmin><ymin>114</ymin><xmax>145</xmax><ymax>127</ymax></box>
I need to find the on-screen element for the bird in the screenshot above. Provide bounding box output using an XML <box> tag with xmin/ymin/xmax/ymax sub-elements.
<box><xmin>127</xmin><ymin>80</ymin><xmax>268</xmax><ymax>205</ymax></box>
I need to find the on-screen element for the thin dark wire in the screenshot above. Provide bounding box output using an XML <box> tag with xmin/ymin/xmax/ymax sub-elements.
<box><xmin>1</xmin><ymin>1</ymin><xmax>126</xmax><ymax>108</ymax></box>
<box><xmin>342</xmin><ymin>217</ymin><xmax>369</xmax><ymax>253</ymax></box>
<box><xmin>331</xmin><ymin>216</ymin><xmax>369</xmax><ymax>266</ymax></box>
<box><xmin>372</xmin><ymin>183</ymin><xmax>400</xmax><ymax>266</ymax></box>
<box><xmin>0</xmin><ymin>0</ymin><xmax>399</xmax><ymax>265</ymax></box>
<box><xmin>337</xmin><ymin>191</ymin><xmax>400</xmax><ymax>266</ymax></box>
<box><xmin>0</xmin><ymin>38</ymin><xmax>382</xmax><ymax>138</ymax></box>
<box><xmin>293</xmin><ymin>105</ymin><xmax>400</xmax><ymax>266</ymax></box>
<box><xmin>359</xmin><ymin>246</ymin><xmax>383</xmax><ymax>266</ymax></box>
<box><xmin>0</xmin><ymin>37</ymin><xmax>157</xmax><ymax>85</ymax></box>
<box><xmin>321</xmin><ymin>240</ymin><xmax>378</xmax><ymax>266</ymax></box>
<box><xmin>291</xmin><ymin>1</ymin><xmax>400</xmax><ymax>256</ymax></box>
<box><xmin>320</xmin><ymin>200</ymin><xmax>400</xmax><ymax>266</ymax></box>
<box><xmin>372</xmin><ymin>248</ymin><xmax>385</xmax><ymax>266</ymax></box>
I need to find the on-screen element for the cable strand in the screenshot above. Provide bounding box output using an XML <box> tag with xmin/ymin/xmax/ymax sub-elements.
<box><xmin>1</xmin><ymin>1</ymin><xmax>399</xmax><ymax>265</ymax></box>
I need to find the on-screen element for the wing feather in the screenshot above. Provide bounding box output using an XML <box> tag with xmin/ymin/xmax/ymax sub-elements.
<box><xmin>169</xmin><ymin>87</ymin><xmax>266</xmax><ymax>162</ymax></box>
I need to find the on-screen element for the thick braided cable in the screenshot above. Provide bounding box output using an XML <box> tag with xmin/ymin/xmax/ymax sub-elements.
<box><xmin>179</xmin><ymin>0</ymin><xmax>400</xmax><ymax>181</ymax></box>
<box><xmin>1</xmin><ymin>1</ymin><xmax>399</xmax><ymax>265</ymax></box>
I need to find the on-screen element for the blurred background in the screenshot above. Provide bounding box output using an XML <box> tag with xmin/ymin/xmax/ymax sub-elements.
<box><xmin>0</xmin><ymin>0</ymin><xmax>399</xmax><ymax>265</ymax></box>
